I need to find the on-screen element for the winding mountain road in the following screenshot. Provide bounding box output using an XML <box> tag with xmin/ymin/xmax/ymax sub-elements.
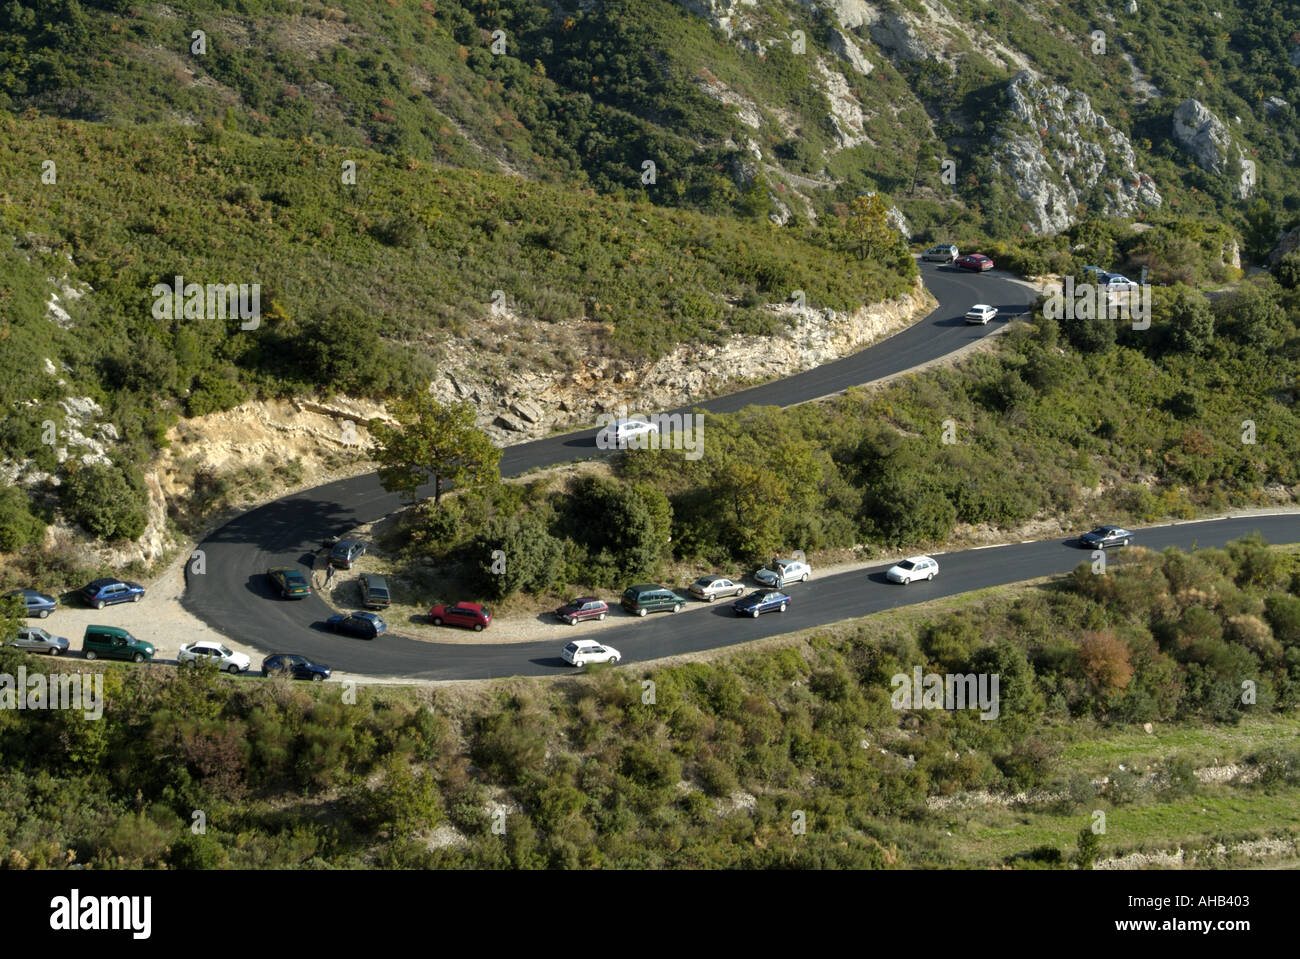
<box><xmin>181</xmin><ymin>262</ymin><xmax>1292</xmax><ymax>681</ymax></box>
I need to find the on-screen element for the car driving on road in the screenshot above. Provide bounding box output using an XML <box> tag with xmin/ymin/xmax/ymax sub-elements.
<box><xmin>80</xmin><ymin>578</ymin><xmax>145</xmax><ymax>609</ymax></box>
<box><xmin>688</xmin><ymin>575</ymin><xmax>745</xmax><ymax>602</ymax></box>
<box><xmin>1079</xmin><ymin>525</ymin><xmax>1133</xmax><ymax>549</ymax></box>
<box><xmin>554</xmin><ymin>597</ymin><xmax>609</xmax><ymax>625</ymax></box>
<box><xmin>733</xmin><ymin>588</ymin><xmax>791</xmax><ymax>618</ymax></box>
<box><xmin>7</xmin><ymin>588</ymin><xmax>57</xmax><ymax>618</ymax></box>
<box><xmin>7</xmin><ymin>625</ymin><xmax>69</xmax><ymax>655</ymax></box>
<box><xmin>886</xmin><ymin>555</ymin><xmax>939</xmax><ymax>584</ymax></box>
<box><xmin>267</xmin><ymin>566</ymin><xmax>313</xmax><ymax>599</ymax></box>
<box><xmin>262</xmin><ymin>653</ymin><xmax>331</xmax><ymax>681</ymax></box>
<box><xmin>561</xmin><ymin>640</ymin><xmax>622</xmax><ymax>667</ymax></box>
<box><xmin>428</xmin><ymin>602</ymin><xmax>492</xmax><ymax>631</ymax></box>
<box><xmin>326</xmin><ymin>611</ymin><xmax>387</xmax><ymax>639</ymax></box>
<box><xmin>596</xmin><ymin>416</ymin><xmax>660</xmax><ymax>450</ymax></box>
<box><xmin>178</xmin><ymin>641</ymin><xmax>252</xmax><ymax>674</ymax></box>
<box><xmin>964</xmin><ymin>304</ymin><xmax>997</xmax><ymax>325</ymax></box>
<box><xmin>754</xmin><ymin>558</ymin><xmax>811</xmax><ymax>588</ymax></box>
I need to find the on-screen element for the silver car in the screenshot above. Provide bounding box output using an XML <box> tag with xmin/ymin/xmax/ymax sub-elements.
<box><xmin>688</xmin><ymin>575</ymin><xmax>746</xmax><ymax>602</ymax></box>
<box><xmin>923</xmin><ymin>244</ymin><xmax>958</xmax><ymax>263</ymax></box>
<box><xmin>9</xmin><ymin>625</ymin><xmax>70</xmax><ymax>655</ymax></box>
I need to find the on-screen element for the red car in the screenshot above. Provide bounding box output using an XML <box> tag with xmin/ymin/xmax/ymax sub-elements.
<box><xmin>554</xmin><ymin>597</ymin><xmax>610</xmax><ymax>625</ymax></box>
<box><xmin>955</xmin><ymin>253</ymin><xmax>994</xmax><ymax>272</ymax></box>
<box><xmin>427</xmin><ymin>602</ymin><xmax>492</xmax><ymax>631</ymax></box>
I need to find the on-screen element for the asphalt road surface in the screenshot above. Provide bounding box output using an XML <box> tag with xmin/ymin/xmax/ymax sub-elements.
<box><xmin>187</xmin><ymin>260</ymin><xmax>1270</xmax><ymax>680</ymax></box>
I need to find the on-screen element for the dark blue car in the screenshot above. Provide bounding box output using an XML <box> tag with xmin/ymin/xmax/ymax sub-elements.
<box><xmin>80</xmin><ymin>578</ymin><xmax>146</xmax><ymax>609</ymax></box>
<box><xmin>261</xmin><ymin>653</ymin><xmax>332</xmax><ymax>681</ymax></box>
<box><xmin>6</xmin><ymin>588</ymin><xmax>57</xmax><ymax>618</ymax></box>
<box><xmin>326</xmin><ymin>611</ymin><xmax>387</xmax><ymax>639</ymax></box>
<box><xmin>733</xmin><ymin>588</ymin><xmax>791</xmax><ymax>618</ymax></box>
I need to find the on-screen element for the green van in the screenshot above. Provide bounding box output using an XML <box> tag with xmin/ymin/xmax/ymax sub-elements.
<box><xmin>82</xmin><ymin>625</ymin><xmax>155</xmax><ymax>663</ymax></box>
<box><xmin>620</xmin><ymin>584</ymin><xmax>687</xmax><ymax>617</ymax></box>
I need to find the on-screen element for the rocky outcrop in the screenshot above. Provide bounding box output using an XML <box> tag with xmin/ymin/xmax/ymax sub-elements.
<box><xmin>827</xmin><ymin>28</ymin><xmax>873</xmax><ymax>76</ymax></box>
<box><xmin>991</xmin><ymin>70</ymin><xmax>1161</xmax><ymax>234</ymax></box>
<box><xmin>430</xmin><ymin>277</ymin><xmax>937</xmax><ymax>445</ymax></box>
<box><xmin>1172</xmin><ymin>99</ymin><xmax>1255</xmax><ymax>198</ymax></box>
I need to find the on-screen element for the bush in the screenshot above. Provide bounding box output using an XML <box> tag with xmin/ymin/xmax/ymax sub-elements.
<box><xmin>0</xmin><ymin>487</ymin><xmax>46</xmax><ymax>552</ymax></box>
<box><xmin>58</xmin><ymin>463</ymin><xmax>148</xmax><ymax>541</ymax></box>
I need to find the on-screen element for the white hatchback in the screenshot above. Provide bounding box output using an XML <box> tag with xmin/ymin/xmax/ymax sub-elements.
<box><xmin>178</xmin><ymin>641</ymin><xmax>252</xmax><ymax>674</ymax></box>
<box><xmin>886</xmin><ymin>556</ymin><xmax>939</xmax><ymax>585</ymax></box>
<box><xmin>562</xmin><ymin>640</ymin><xmax>622</xmax><ymax>667</ymax></box>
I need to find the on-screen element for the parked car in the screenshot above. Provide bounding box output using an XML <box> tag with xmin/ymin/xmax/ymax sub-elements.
<box><xmin>178</xmin><ymin>641</ymin><xmax>251</xmax><ymax>674</ymax></box>
<box><xmin>6</xmin><ymin>588</ymin><xmax>57</xmax><ymax>618</ymax></box>
<box><xmin>1079</xmin><ymin>525</ymin><xmax>1133</xmax><ymax>549</ymax></box>
<box><xmin>554</xmin><ymin>597</ymin><xmax>609</xmax><ymax>625</ymax></box>
<box><xmin>733</xmin><ymin>589</ymin><xmax>791</xmax><ymax>618</ymax></box>
<box><xmin>427</xmin><ymin>602</ymin><xmax>492</xmax><ymax>631</ymax></box>
<box><xmin>955</xmin><ymin>253</ymin><xmax>994</xmax><ymax>272</ymax></box>
<box><xmin>326</xmin><ymin>611</ymin><xmax>387</xmax><ymax>639</ymax></box>
<box><xmin>923</xmin><ymin>244</ymin><xmax>959</xmax><ymax>263</ymax></box>
<box><xmin>596</xmin><ymin>416</ymin><xmax>660</xmax><ymax>450</ymax></box>
<box><xmin>561</xmin><ymin>640</ymin><xmax>622</xmax><ymax>667</ymax></box>
<box><xmin>754</xmin><ymin>558</ymin><xmax>811</xmax><ymax>588</ymax></box>
<box><xmin>358</xmin><ymin>572</ymin><xmax>391</xmax><ymax>609</ymax></box>
<box><xmin>262</xmin><ymin>653</ymin><xmax>331</xmax><ymax>681</ymax></box>
<box><xmin>1081</xmin><ymin>265</ymin><xmax>1106</xmax><ymax>277</ymax></box>
<box><xmin>620</xmin><ymin>584</ymin><xmax>687</xmax><ymax>617</ymax></box>
<box><xmin>8</xmin><ymin>625</ymin><xmax>69</xmax><ymax>655</ymax></box>
<box><xmin>82</xmin><ymin>625</ymin><xmax>154</xmax><ymax>662</ymax></box>
<box><xmin>964</xmin><ymin>304</ymin><xmax>997</xmax><ymax>325</ymax></box>
<box><xmin>267</xmin><ymin>566</ymin><xmax>313</xmax><ymax>599</ymax></box>
<box><xmin>688</xmin><ymin>575</ymin><xmax>746</xmax><ymax>602</ymax></box>
<box><xmin>329</xmin><ymin>540</ymin><xmax>368</xmax><ymax>569</ymax></box>
<box><xmin>886</xmin><ymin>555</ymin><xmax>939</xmax><ymax>585</ymax></box>
<box><xmin>1101</xmin><ymin>272</ymin><xmax>1139</xmax><ymax>291</ymax></box>
<box><xmin>80</xmin><ymin>578</ymin><xmax>145</xmax><ymax>610</ymax></box>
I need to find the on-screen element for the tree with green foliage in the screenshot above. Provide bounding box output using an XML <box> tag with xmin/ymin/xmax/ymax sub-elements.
<box><xmin>1243</xmin><ymin>198</ymin><xmax>1279</xmax><ymax>262</ymax></box>
<box><xmin>468</xmin><ymin>512</ymin><xmax>563</xmax><ymax>600</ymax></box>
<box><xmin>59</xmin><ymin>463</ymin><xmax>148</xmax><ymax>541</ymax></box>
<box><xmin>1073</xmin><ymin>826</ymin><xmax>1102</xmax><ymax>869</ymax></box>
<box><xmin>1161</xmin><ymin>286</ymin><xmax>1215</xmax><ymax>356</ymax></box>
<box><xmin>0</xmin><ymin>486</ymin><xmax>45</xmax><ymax>551</ymax></box>
<box><xmin>369</xmin><ymin>394</ymin><xmax>501</xmax><ymax>506</ymax></box>
<box><xmin>843</xmin><ymin>193</ymin><xmax>897</xmax><ymax>261</ymax></box>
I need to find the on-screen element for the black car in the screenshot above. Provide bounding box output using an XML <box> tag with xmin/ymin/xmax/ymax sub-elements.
<box><xmin>329</xmin><ymin>540</ymin><xmax>368</xmax><ymax>569</ymax></box>
<box><xmin>326</xmin><ymin>611</ymin><xmax>387</xmax><ymax>639</ymax></box>
<box><xmin>1078</xmin><ymin>525</ymin><xmax>1134</xmax><ymax>549</ymax></box>
<box><xmin>261</xmin><ymin>653</ymin><xmax>332</xmax><ymax>681</ymax></box>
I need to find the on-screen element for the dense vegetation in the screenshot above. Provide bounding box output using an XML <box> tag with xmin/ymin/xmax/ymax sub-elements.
<box><xmin>2</xmin><ymin>538</ymin><xmax>1298</xmax><ymax>868</ymax></box>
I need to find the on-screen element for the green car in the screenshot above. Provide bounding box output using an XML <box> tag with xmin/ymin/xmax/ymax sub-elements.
<box><xmin>267</xmin><ymin>566</ymin><xmax>313</xmax><ymax>599</ymax></box>
<box><xmin>82</xmin><ymin>625</ymin><xmax>155</xmax><ymax>663</ymax></box>
<box><xmin>620</xmin><ymin>584</ymin><xmax>687</xmax><ymax>617</ymax></box>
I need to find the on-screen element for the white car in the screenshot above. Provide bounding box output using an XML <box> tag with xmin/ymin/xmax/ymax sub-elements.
<box><xmin>596</xmin><ymin>416</ymin><xmax>660</xmax><ymax>450</ymax></box>
<box><xmin>964</xmin><ymin>304</ymin><xmax>997</xmax><ymax>325</ymax></box>
<box><xmin>1101</xmin><ymin>273</ymin><xmax>1139</xmax><ymax>291</ymax></box>
<box><xmin>754</xmin><ymin>558</ymin><xmax>811</xmax><ymax>587</ymax></box>
<box><xmin>178</xmin><ymin>641</ymin><xmax>252</xmax><ymax>674</ymax></box>
<box><xmin>886</xmin><ymin>556</ymin><xmax>939</xmax><ymax>585</ymax></box>
<box><xmin>562</xmin><ymin>640</ymin><xmax>622</xmax><ymax>667</ymax></box>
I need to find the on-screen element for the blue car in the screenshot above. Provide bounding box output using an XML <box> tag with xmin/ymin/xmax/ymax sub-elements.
<box><xmin>79</xmin><ymin>578</ymin><xmax>146</xmax><ymax>610</ymax></box>
<box><xmin>326</xmin><ymin>611</ymin><xmax>387</xmax><ymax>639</ymax></box>
<box><xmin>733</xmin><ymin>588</ymin><xmax>791</xmax><ymax>618</ymax></box>
<box><xmin>6</xmin><ymin>589</ymin><xmax>57</xmax><ymax>618</ymax></box>
<box><xmin>261</xmin><ymin>653</ymin><xmax>332</xmax><ymax>681</ymax></box>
